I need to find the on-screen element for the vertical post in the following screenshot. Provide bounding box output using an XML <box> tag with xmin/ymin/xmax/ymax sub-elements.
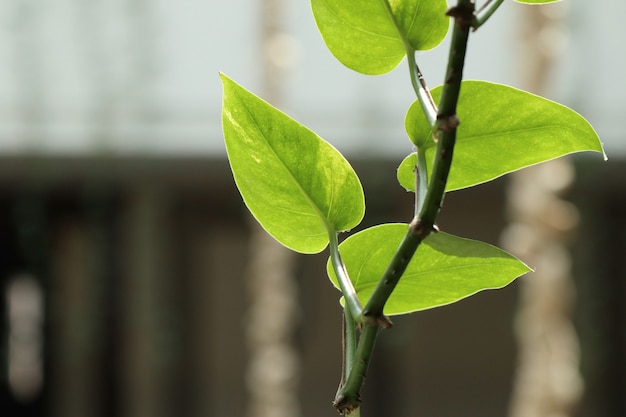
<box><xmin>504</xmin><ymin>3</ymin><xmax>583</xmax><ymax>417</ymax></box>
<box><xmin>9</xmin><ymin>1</ymin><xmax>49</xmax><ymax>414</ymax></box>
<box><xmin>245</xmin><ymin>1</ymin><xmax>301</xmax><ymax>417</ymax></box>
<box><xmin>49</xmin><ymin>220</ymin><xmax>104</xmax><ymax>417</ymax></box>
<box><xmin>119</xmin><ymin>186</ymin><xmax>176</xmax><ymax>417</ymax></box>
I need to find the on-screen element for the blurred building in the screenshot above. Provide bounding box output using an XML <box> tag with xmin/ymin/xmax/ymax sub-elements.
<box><xmin>0</xmin><ymin>1</ymin><xmax>623</xmax><ymax>417</ymax></box>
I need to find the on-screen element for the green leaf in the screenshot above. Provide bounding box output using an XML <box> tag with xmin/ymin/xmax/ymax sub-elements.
<box><xmin>387</xmin><ymin>0</ymin><xmax>450</xmax><ymax>51</ymax></box>
<box><xmin>397</xmin><ymin>152</ymin><xmax>419</xmax><ymax>191</ymax></box>
<box><xmin>400</xmin><ymin>81</ymin><xmax>604</xmax><ymax>192</ymax></box>
<box><xmin>327</xmin><ymin>224</ymin><xmax>530</xmax><ymax>315</ymax></box>
<box><xmin>310</xmin><ymin>0</ymin><xmax>449</xmax><ymax>75</ymax></box>
<box><xmin>221</xmin><ymin>74</ymin><xmax>365</xmax><ymax>254</ymax></box>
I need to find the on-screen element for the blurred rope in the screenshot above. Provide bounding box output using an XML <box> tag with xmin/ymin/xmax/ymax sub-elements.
<box><xmin>245</xmin><ymin>1</ymin><xmax>301</xmax><ymax>417</ymax></box>
<box><xmin>504</xmin><ymin>3</ymin><xmax>583</xmax><ymax>417</ymax></box>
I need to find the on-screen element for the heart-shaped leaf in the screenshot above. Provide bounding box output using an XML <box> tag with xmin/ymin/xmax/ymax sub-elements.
<box><xmin>311</xmin><ymin>0</ymin><xmax>449</xmax><ymax>75</ymax></box>
<box><xmin>221</xmin><ymin>74</ymin><xmax>365</xmax><ymax>253</ymax></box>
<box><xmin>327</xmin><ymin>223</ymin><xmax>530</xmax><ymax>315</ymax></box>
<box><xmin>399</xmin><ymin>81</ymin><xmax>604</xmax><ymax>192</ymax></box>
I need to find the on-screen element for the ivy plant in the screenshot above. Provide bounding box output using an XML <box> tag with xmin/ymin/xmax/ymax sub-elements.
<box><xmin>220</xmin><ymin>0</ymin><xmax>604</xmax><ymax>415</ymax></box>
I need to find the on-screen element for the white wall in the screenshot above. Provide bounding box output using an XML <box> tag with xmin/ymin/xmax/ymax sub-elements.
<box><xmin>0</xmin><ymin>0</ymin><xmax>621</xmax><ymax>157</ymax></box>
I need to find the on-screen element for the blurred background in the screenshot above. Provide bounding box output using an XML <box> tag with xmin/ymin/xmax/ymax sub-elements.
<box><xmin>0</xmin><ymin>1</ymin><xmax>624</xmax><ymax>417</ymax></box>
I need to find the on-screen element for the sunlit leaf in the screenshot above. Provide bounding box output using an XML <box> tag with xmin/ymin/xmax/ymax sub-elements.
<box><xmin>311</xmin><ymin>0</ymin><xmax>449</xmax><ymax>75</ymax></box>
<box><xmin>221</xmin><ymin>74</ymin><xmax>365</xmax><ymax>253</ymax></box>
<box><xmin>397</xmin><ymin>152</ymin><xmax>419</xmax><ymax>191</ymax></box>
<box><xmin>400</xmin><ymin>81</ymin><xmax>604</xmax><ymax>192</ymax></box>
<box><xmin>327</xmin><ymin>224</ymin><xmax>530</xmax><ymax>315</ymax></box>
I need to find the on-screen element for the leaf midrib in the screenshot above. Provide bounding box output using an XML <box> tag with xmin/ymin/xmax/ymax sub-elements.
<box><xmin>354</xmin><ymin>259</ymin><xmax>522</xmax><ymax>292</ymax></box>
<box><xmin>238</xmin><ymin>94</ymin><xmax>335</xmax><ymax>230</ymax></box>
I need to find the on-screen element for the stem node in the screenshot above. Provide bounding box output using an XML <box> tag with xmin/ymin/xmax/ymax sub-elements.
<box><xmin>446</xmin><ymin>1</ymin><xmax>475</xmax><ymax>29</ymax></box>
<box><xmin>362</xmin><ymin>311</ymin><xmax>393</xmax><ymax>329</ymax></box>
<box><xmin>436</xmin><ymin>114</ymin><xmax>460</xmax><ymax>133</ymax></box>
<box><xmin>409</xmin><ymin>218</ymin><xmax>435</xmax><ymax>239</ymax></box>
<box><xmin>333</xmin><ymin>393</ymin><xmax>360</xmax><ymax>415</ymax></box>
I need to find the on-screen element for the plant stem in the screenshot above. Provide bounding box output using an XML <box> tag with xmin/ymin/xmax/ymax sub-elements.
<box><xmin>333</xmin><ymin>324</ymin><xmax>380</xmax><ymax>414</ymax></box>
<box><xmin>362</xmin><ymin>0</ymin><xmax>476</xmax><ymax>317</ymax></box>
<box><xmin>363</xmin><ymin>0</ymin><xmax>475</xmax><ymax>328</ymax></box>
<box><xmin>336</xmin><ymin>307</ymin><xmax>359</xmax><ymax>416</ymax></box>
<box><xmin>473</xmin><ymin>0</ymin><xmax>504</xmax><ymax>29</ymax></box>
<box><xmin>360</xmin><ymin>221</ymin><xmax>424</xmax><ymax>322</ymax></box>
<box><xmin>329</xmin><ymin>231</ymin><xmax>364</xmax><ymax>321</ymax></box>
<box><xmin>333</xmin><ymin>2</ymin><xmax>475</xmax><ymax>413</ymax></box>
<box><xmin>420</xmin><ymin>0</ymin><xmax>473</xmax><ymax>226</ymax></box>
<box><xmin>362</xmin><ymin>0</ymin><xmax>475</xmax><ymax>329</ymax></box>
<box><xmin>344</xmin><ymin>307</ymin><xmax>358</xmax><ymax>380</ymax></box>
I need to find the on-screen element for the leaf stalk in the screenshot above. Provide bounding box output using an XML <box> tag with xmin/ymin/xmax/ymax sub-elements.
<box><xmin>379</xmin><ymin>0</ymin><xmax>438</xmax><ymax>127</ymax></box>
<box><xmin>407</xmin><ymin>51</ymin><xmax>438</xmax><ymax>127</ymax></box>
<box><xmin>329</xmin><ymin>230</ymin><xmax>364</xmax><ymax>321</ymax></box>
<box><xmin>473</xmin><ymin>0</ymin><xmax>504</xmax><ymax>29</ymax></box>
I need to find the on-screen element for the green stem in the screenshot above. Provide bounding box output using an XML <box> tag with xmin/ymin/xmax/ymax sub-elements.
<box><xmin>334</xmin><ymin>2</ymin><xmax>475</xmax><ymax>413</ymax></box>
<box><xmin>363</xmin><ymin>0</ymin><xmax>474</xmax><ymax>320</ymax></box>
<box><xmin>473</xmin><ymin>0</ymin><xmax>504</xmax><ymax>29</ymax></box>
<box><xmin>421</xmin><ymin>0</ymin><xmax>473</xmax><ymax>226</ymax></box>
<box><xmin>333</xmin><ymin>324</ymin><xmax>380</xmax><ymax>414</ymax></box>
<box><xmin>344</xmin><ymin>307</ymin><xmax>358</xmax><ymax>379</ymax></box>
<box><xmin>329</xmin><ymin>230</ymin><xmax>364</xmax><ymax>321</ymax></box>
<box><xmin>363</xmin><ymin>0</ymin><xmax>475</xmax><ymax>320</ymax></box>
<box><xmin>336</xmin><ymin>307</ymin><xmax>359</xmax><ymax>415</ymax></box>
<box><xmin>363</xmin><ymin>0</ymin><xmax>474</xmax><ymax>328</ymax></box>
<box><xmin>361</xmin><ymin>221</ymin><xmax>424</xmax><ymax>321</ymax></box>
